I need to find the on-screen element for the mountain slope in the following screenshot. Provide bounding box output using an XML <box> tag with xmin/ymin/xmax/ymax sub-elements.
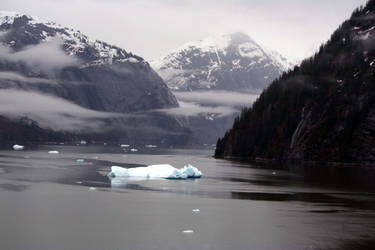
<box><xmin>151</xmin><ymin>32</ymin><xmax>293</xmax><ymax>92</ymax></box>
<box><xmin>215</xmin><ymin>0</ymin><xmax>375</xmax><ymax>164</ymax></box>
<box><xmin>0</xmin><ymin>11</ymin><xmax>189</xmax><ymax>145</ymax></box>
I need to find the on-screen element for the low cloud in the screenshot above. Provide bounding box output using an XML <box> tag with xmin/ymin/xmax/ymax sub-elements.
<box><xmin>0</xmin><ymin>89</ymin><xmax>119</xmax><ymax>132</ymax></box>
<box><xmin>173</xmin><ymin>90</ymin><xmax>258</xmax><ymax>107</ymax></box>
<box><xmin>0</xmin><ymin>37</ymin><xmax>79</xmax><ymax>74</ymax></box>
<box><xmin>159</xmin><ymin>101</ymin><xmax>237</xmax><ymax>117</ymax></box>
<box><xmin>0</xmin><ymin>71</ymin><xmax>56</xmax><ymax>84</ymax></box>
<box><xmin>157</xmin><ymin>90</ymin><xmax>259</xmax><ymax>117</ymax></box>
<box><xmin>0</xmin><ymin>89</ymin><xmax>188</xmax><ymax>135</ymax></box>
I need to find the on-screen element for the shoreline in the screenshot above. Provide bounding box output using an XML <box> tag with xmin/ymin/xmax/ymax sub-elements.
<box><xmin>214</xmin><ymin>155</ymin><xmax>375</xmax><ymax>190</ymax></box>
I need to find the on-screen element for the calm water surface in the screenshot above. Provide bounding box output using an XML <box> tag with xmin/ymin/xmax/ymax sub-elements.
<box><xmin>0</xmin><ymin>146</ymin><xmax>374</xmax><ymax>250</ymax></box>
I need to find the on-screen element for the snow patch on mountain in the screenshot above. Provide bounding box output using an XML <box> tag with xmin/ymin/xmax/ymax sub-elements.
<box><xmin>0</xmin><ymin>11</ymin><xmax>142</xmax><ymax>67</ymax></box>
<box><xmin>151</xmin><ymin>32</ymin><xmax>295</xmax><ymax>92</ymax></box>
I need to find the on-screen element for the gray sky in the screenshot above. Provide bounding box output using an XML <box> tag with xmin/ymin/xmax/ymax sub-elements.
<box><xmin>1</xmin><ymin>0</ymin><xmax>368</xmax><ymax>61</ymax></box>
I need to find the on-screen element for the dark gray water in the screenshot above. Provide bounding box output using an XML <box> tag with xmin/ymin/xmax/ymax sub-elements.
<box><xmin>0</xmin><ymin>145</ymin><xmax>374</xmax><ymax>250</ymax></box>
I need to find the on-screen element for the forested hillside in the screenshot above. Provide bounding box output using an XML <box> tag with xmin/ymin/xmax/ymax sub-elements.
<box><xmin>216</xmin><ymin>0</ymin><xmax>375</xmax><ymax>164</ymax></box>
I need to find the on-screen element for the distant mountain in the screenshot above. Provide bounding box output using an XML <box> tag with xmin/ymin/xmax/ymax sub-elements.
<box><xmin>151</xmin><ymin>32</ymin><xmax>292</xmax><ymax>144</ymax></box>
<box><xmin>0</xmin><ymin>11</ymin><xmax>189</xmax><ymax>146</ymax></box>
<box><xmin>151</xmin><ymin>32</ymin><xmax>293</xmax><ymax>93</ymax></box>
<box><xmin>215</xmin><ymin>0</ymin><xmax>375</xmax><ymax>164</ymax></box>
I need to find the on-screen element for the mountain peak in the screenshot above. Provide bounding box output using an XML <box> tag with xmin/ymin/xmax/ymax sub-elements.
<box><xmin>151</xmin><ymin>32</ymin><xmax>294</xmax><ymax>92</ymax></box>
<box><xmin>229</xmin><ymin>32</ymin><xmax>255</xmax><ymax>44</ymax></box>
<box><xmin>172</xmin><ymin>32</ymin><xmax>257</xmax><ymax>54</ymax></box>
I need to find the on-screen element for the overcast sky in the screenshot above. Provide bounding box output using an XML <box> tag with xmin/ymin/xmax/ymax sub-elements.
<box><xmin>1</xmin><ymin>0</ymin><xmax>368</xmax><ymax>61</ymax></box>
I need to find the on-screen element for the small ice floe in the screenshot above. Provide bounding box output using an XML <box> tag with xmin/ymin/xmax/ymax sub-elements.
<box><xmin>48</xmin><ymin>150</ymin><xmax>59</xmax><ymax>154</ymax></box>
<box><xmin>182</xmin><ymin>230</ymin><xmax>194</xmax><ymax>234</ymax></box>
<box><xmin>89</xmin><ymin>187</ymin><xmax>96</xmax><ymax>191</ymax></box>
<box><xmin>130</xmin><ymin>148</ymin><xmax>138</xmax><ymax>152</ymax></box>
<box><xmin>76</xmin><ymin>159</ymin><xmax>85</xmax><ymax>163</ymax></box>
<box><xmin>120</xmin><ymin>144</ymin><xmax>130</xmax><ymax>148</ymax></box>
<box><xmin>12</xmin><ymin>144</ymin><xmax>24</xmax><ymax>151</ymax></box>
<box><xmin>192</xmin><ymin>209</ymin><xmax>200</xmax><ymax>213</ymax></box>
<box><xmin>108</xmin><ymin>164</ymin><xmax>202</xmax><ymax>180</ymax></box>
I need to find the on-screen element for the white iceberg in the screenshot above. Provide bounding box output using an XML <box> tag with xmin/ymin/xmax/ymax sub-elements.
<box><xmin>48</xmin><ymin>150</ymin><xmax>59</xmax><ymax>154</ymax></box>
<box><xmin>108</xmin><ymin>164</ymin><xmax>202</xmax><ymax>180</ymax></box>
<box><xmin>12</xmin><ymin>144</ymin><xmax>24</xmax><ymax>150</ymax></box>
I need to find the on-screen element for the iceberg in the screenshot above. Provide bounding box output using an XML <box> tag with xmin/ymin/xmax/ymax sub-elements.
<box><xmin>48</xmin><ymin>150</ymin><xmax>59</xmax><ymax>154</ymax></box>
<box><xmin>12</xmin><ymin>144</ymin><xmax>24</xmax><ymax>150</ymax></box>
<box><xmin>108</xmin><ymin>164</ymin><xmax>202</xmax><ymax>180</ymax></box>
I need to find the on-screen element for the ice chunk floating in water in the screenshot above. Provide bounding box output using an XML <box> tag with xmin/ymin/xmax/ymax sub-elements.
<box><xmin>182</xmin><ymin>230</ymin><xmax>194</xmax><ymax>234</ymax></box>
<box><xmin>12</xmin><ymin>144</ymin><xmax>24</xmax><ymax>150</ymax></box>
<box><xmin>108</xmin><ymin>164</ymin><xmax>202</xmax><ymax>180</ymax></box>
<box><xmin>48</xmin><ymin>151</ymin><xmax>59</xmax><ymax>154</ymax></box>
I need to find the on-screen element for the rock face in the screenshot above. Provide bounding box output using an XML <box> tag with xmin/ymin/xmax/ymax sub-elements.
<box><xmin>151</xmin><ymin>32</ymin><xmax>292</xmax><ymax>144</ymax></box>
<box><xmin>151</xmin><ymin>32</ymin><xmax>292</xmax><ymax>92</ymax></box>
<box><xmin>215</xmin><ymin>1</ymin><xmax>375</xmax><ymax>164</ymax></box>
<box><xmin>0</xmin><ymin>11</ymin><xmax>189</xmax><ymax>145</ymax></box>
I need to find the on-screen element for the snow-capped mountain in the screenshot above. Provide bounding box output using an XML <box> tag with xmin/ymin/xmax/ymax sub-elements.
<box><xmin>0</xmin><ymin>11</ymin><xmax>189</xmax><ymax>145</ymax></box>
<box><xmin>0</xmin><ymin>11</ymin><xmax>141</xmax><ymax>67</ymax></box>
<box><xmin>151</xmin><ymin>32</ymin><xmax>294</xmax><ymax>92</ymax></box>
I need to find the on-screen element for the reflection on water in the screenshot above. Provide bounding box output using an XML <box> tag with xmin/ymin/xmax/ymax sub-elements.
<box><xmin>0</xmin><ymin>183</ymin><xmax>30</xmax><ymax>192</ymax></box>
<box><xmin>334</xmin><ymin>240</ymin><xmax>375</xmax><ymax>250</ymax></box>
<box><xmin>0</xmin><ymin>145</ymin><xmax>374</xmax><ymax>250</ymax></box>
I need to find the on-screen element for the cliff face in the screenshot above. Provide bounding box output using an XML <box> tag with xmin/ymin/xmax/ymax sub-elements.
<box><xmin>216</xmin><ymin>0</ymin><xmax>375</xmax><ymax>164</ymax></box>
